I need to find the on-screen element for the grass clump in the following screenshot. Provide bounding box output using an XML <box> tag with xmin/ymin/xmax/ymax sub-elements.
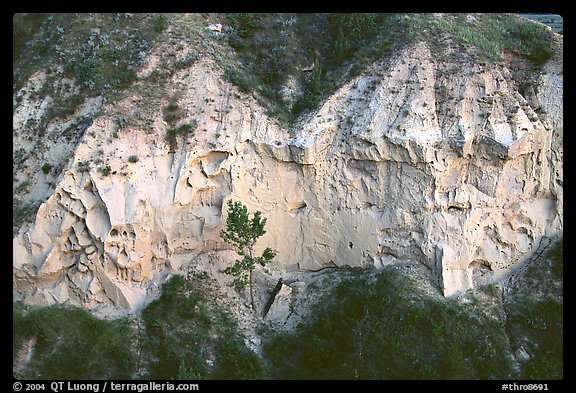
<box><xmin>76</xmin><ymin>160</ymin><xmax>90</xmax><ymax>172</ymax></box>
<box><xmin>99</xmin><ymin>165</ymin><xmax>112</xmax><ymax>176</ymax></box>
<box><xmin>165</xmin><ymin>120</ymin><xmax>197</xmax><ymax>150</ymax></box>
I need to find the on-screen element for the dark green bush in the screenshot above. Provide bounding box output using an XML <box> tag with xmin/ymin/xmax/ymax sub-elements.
<box><xmin>154</xmin><ymin>14</ymin><xmax>167</xmax><ymax>33</ymax></box>
<box><xmin>41</xmin><ymin>163</ymin><xmax>52</xmax><ymax>174</ymax></box>
<box><xmin>76</xmin><ymin>58</ymin><xmax>101</xmax><ymax>89</ymax></box>
<box><xmin>224</xmin><ymin>68</ymin><xmax>258</xmax><ymax>94</ymax></box>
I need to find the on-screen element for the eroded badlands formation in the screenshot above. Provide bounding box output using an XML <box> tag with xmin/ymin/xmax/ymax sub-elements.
<box><xmin>13</xmin><ymin>41</ymin><xmax>563</xmax><ymax>314</ymax></box>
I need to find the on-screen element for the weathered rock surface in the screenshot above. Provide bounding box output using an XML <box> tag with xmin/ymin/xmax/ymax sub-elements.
<box><xmin>13</xmin><ymin>39</ymin><xmax>563</xmax><ymax>315</ymax></box>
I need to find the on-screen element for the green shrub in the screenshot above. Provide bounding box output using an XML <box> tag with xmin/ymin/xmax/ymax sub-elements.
<box><xmin>127</xmin><ymin>155</ymin><xmax>139</xmax><ymax>163</ymax></box>
<box><xmin>163</xmin><ymin>101</ymin><xmax>184</xmax><ymax>124</ymax></box>
<box><xmin>153</xmin><ymin>14</ymin><xmax>167</xmax><ymax>33</ymax></box>
<box><xmin>99</xmin><ymin>165</ymin><xmax>112</xmax><ymax>176</ymax></box>
<box><xmin>223</xmin><ymin>68</ymin><xmax>258</xmax><ymax>94</ymax></box>
<box><xmin>76</xmin><ymin>58</ymin><xmax>100</xmax><ymax>89</ymax></box>
<box><xmin>165</xmin><ymin>102</ymin><xmax>179</xmax><ymax>111</ymax></box>
<box><xmin>113</xmin><ymin>69</ymin><xmax>138</xmax><ymax>89</ymax></box>
<box><xmin>41</xmin><ymin>163</ymin><xmax>52</xmax><ymax>174</ymax></box>
<box><xmin>174</xmin><ymin>122</ymin><xmax>195</xmax><ymax>135</ymax></box>
<box><xmin>76</xmin><ymin>160</ymin><xmax>90</xmax><ymax>172</ymax></box>
<box><xmin>228</xmin><ymin>13</ymin><xmax>265</xmax><ymax>38</ymax></box>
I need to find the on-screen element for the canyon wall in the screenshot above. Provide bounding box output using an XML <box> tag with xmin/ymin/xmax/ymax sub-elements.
<box><xmin>13</xmin><ymin>41</ymin><xmax>563</xmax><ymax>315</ymax></box>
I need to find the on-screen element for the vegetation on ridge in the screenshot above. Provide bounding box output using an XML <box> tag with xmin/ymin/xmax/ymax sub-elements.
<box><xmin>222</xmin><ymin>13</ymin><xmax>557</xmax><ymax>124</ymax></box>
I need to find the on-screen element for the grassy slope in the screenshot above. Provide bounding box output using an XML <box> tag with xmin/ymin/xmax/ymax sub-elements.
<box><xmin>263</xmin><ymin>241</ymin><xmax>562</xmax><ymax>380</ymax></box>
<box><xmin>503</xmin><ymin>241</ymin><xmax>563</xmax><ymax>379</ymax></box>
<box><xmin>221</xmin><ymin>13</ymin><xmax>556</xmax><ymax>125</ymax></box>
<box><xmin>13</xmin><ymin>275</ymin><xmax>266</xmax><ymax>380</ymax></box>
<box><xmin>13</xmin><ymin>241</ymin><xmax>562</xmax><ymax>380</ymax></box>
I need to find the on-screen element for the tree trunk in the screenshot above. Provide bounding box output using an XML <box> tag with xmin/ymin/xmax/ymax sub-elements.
<box><xmin>249</xmin><ymin>268</ymin><xmax>254</xmax><ymax>310</ymax></box>
<box><xmin>248</xmin><ymin>241</ymin><xmax>254</xmax><ymax>310</ymax></box>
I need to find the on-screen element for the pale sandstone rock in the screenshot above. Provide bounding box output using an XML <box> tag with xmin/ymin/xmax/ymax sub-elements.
<box><xmin>13</xmin><ymin>40</ymin><xmax>563</xmax><ymax>313</ymax></box>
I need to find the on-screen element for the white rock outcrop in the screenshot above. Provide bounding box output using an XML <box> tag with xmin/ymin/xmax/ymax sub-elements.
<box><xmin>13</xmin><ymin>40</ymin><xmax>562</xmax><ymax>314</ymax></box>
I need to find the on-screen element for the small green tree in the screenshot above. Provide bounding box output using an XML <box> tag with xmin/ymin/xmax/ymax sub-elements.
<box><xmin>220</xmin><ymin>200</ymin><xmax>277</xmax><ymax>309</ymax></box>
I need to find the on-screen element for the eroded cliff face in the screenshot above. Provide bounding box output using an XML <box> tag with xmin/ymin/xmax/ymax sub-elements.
<box><xmin>13</xmin><ymin>40</ymin><xmax>563</xmax><ymax>315</ymax></box>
